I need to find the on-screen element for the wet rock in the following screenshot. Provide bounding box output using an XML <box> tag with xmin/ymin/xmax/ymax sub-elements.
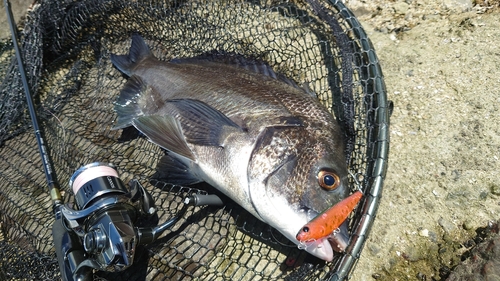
<box><xmin>447</xmin><ymin>220</ymin><xmax>500</xmax><ymax>281</ymax></box>
<box><xmin>483</xmin><ymin>260</ymin><xmax>500</xmax><ymax>280</ymax></box>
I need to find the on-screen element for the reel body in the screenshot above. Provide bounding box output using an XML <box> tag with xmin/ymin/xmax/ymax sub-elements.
<box><xmin>55</xmin><ymin>162</ymin><xmax>223</xmax><ymax>280</ymax></box>
<box><xmin>59</xmin><ymin>163</ymin><xmax>154</xmax><ymax>277</ymax></box>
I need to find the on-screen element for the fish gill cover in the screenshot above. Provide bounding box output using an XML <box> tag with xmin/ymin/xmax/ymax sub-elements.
<box><xmin>0</xmin><ymin>0</ymin><xmax>390</xmax><ymax>280</ymax></box>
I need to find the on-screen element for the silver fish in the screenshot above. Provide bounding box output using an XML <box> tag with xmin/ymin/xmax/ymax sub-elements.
<box><xmin>111</xmin><ymin>35</ymin><xmax>351</xmax><ymax>261</ymax></box>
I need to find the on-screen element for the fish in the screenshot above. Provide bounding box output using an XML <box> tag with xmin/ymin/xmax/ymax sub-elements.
<box><xmin>110</xmin><ymin>34</ymin><xmax>353</xmax><ymax>262</ymax></box>
<box><xmin>296</xmin><ymin>190</ymin><xmax>363</xmax><ymax>243</ymax></box>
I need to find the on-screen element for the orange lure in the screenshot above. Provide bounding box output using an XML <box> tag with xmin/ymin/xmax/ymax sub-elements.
<box><xmin>296</xmin><ymin>190</ymin><xmax>363</xmax><ymax>242</ymax></box>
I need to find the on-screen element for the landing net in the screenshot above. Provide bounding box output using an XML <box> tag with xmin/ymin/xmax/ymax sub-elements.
<box><xmin>0</xmin><ymin>0</ymin><xmax>390</xmax><ymax>280</ymax></box>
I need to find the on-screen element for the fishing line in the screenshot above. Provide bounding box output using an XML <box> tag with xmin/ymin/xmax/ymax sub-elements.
<box><xmin>43</xmin><ymin>107</ymin><xmax>68</xmax><ymax>152</ymax></box>
<box><xmin>348</xmin><ymin>170</ymin><xmax>363</xmax><ymax>194</ymax></box>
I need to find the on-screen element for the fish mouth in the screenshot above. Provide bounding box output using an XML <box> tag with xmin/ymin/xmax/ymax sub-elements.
<box><xmin>296</xmin><ymin>222</ymin><xmax>350</xmax><ymax>262</ymax></box>
<box><xmin>296</xmin><ymin>208</ymin><xmax>351</xmax><ymax>261</ymax></box>
<box><xmin>327</xmin><ymin>220</ymin><xmax>350</xmax><ymax>252</ymax></box>
<box><xmin>298</xmin><ymin>237</ymin><xmax>334</xmax><ymax>262</ymax></box>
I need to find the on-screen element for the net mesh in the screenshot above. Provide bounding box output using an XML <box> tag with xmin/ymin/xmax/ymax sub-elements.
<box><xmin>0</xmin><ymin>0</ymin><xmax>390</xmax><ymax>280</ymax></box>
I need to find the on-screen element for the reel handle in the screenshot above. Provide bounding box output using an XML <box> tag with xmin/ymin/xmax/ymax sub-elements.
<box><xmin>188</xmin><ymin>194</ymin><xmax>224</xmax><ymax>207</ymax></box>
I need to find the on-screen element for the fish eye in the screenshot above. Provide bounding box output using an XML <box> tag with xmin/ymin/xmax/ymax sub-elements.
<box><xmin>318</xmin><ymin>169</ymin><xmax>340</xmax><ymax>191</ymax></box>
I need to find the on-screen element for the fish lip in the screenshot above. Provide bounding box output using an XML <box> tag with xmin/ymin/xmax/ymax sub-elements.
<box><xmin>296</xmin><ymin>218</ymin><xmax>351</xmax><ymax>259</ymax></box>
<box><xmin>298</xmin><ymin>237</ymin><xmax>334</xmax><ymax>262</ymax></box>
<box><xmin>299</xmin><ymin>206</ymin><xmax>320</xmax><ymax>222</ymax></box>
<box><xmin>327</xmin><ymin>220</ymin><xmax>350</xmax><ymax>253</ymax></box>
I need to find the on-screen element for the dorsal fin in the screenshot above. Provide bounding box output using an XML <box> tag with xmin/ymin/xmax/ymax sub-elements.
<box><xmin>171</xmin><ymin>51</ymin><xmax>301</xmax><ymax>88</ymax></box>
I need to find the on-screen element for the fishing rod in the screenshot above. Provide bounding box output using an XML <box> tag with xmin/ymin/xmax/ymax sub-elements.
<box><xmin>4</xmin><ymin>1</ymin><xmax>62</xmax><ymax>206</ymax></box>
<box><xmin>3</xmin><ymin>1</ymin><xmax>91</xmax><ymax>280</ymax></box>
<box><xmin>4</xmin><ymin>2</ymin><xmax>83</xmax><ymax>278</ymax></box>
<box><xmin>4</xmin><ymin>1</ymin><xmax>223</xmax><ymax>280</ymax></box>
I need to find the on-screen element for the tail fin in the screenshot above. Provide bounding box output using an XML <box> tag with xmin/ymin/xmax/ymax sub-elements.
<box><xmin>112</xmin><ymin>75</ymin><xmax>150</xmax><ymax>129</ymax></box>
<box><xmin>111</xmin><ymin>34</ymin><xmax>153</xmax><ymax>76</ymax></box>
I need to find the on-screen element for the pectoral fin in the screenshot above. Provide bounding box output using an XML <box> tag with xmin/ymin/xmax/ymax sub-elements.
<box><xmin>126</xmin><ymin>98</ymin><xmax>243</xmax><ymax>161</ymax></box>
<box><xmin>133</xmin><ymin>115</ymin><xmax>195</xmax><ymax>161</ymax></box>
<box><xmin>166</xmin><ymin>99</ymin><xmax>243</xmax><ymax>147</ymax></box>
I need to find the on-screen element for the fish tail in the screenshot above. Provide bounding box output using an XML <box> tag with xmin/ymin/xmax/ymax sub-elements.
<box><xmin>111</xmin><ymin>35</ymin><xmax>165</xmax><ymax>130</ymax></box>
<box><xmin>112</xmin><ymin>75</ymin><xmax>148</xmax><ymax>129</ymax></box>
<box><xmin>111</xmin><ymin>34</ymin><xmax>153</xmax><ymax>76</ymax></box>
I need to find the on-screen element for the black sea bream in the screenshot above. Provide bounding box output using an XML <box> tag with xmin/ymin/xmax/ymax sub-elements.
<box><xmin>111</xmin><ymin>35</ymin><xmax>350</xmax><ymax>261</ymax></box>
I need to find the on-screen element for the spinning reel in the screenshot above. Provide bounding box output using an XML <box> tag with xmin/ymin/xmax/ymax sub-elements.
<box><xmin>53</xmin><ymin>162</ymin><xmax>223</xmax><ymax>281</ymax></box>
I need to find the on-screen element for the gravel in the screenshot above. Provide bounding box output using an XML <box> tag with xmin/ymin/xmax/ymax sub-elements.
<box><xmin>348</xmin><ymin>0</ymin><xmax>500</xmax><ymax>279</ymax></box>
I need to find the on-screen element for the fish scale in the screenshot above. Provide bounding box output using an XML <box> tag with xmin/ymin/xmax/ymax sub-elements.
<box><xmin>248</xmin><ymin>127</ymin><xmax>300</xmax><ymax>182</ymax></box>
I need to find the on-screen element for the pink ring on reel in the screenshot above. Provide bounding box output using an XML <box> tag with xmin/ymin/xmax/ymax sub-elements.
<box><xmin>71</xmin><ymin>165</ymin><xmax>118</xmax><ymax>195</ymax></box>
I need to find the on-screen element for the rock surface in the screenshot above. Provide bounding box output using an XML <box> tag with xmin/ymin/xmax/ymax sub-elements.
<box><xmin>447</xmin><ymin>221</ymin><xmax>500</xmax><ymax>281</ymax></box>
<box><xmin>348</xmin><ymin>0</ymin><xmax>500</xmax><ymax>279</ymax></box>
